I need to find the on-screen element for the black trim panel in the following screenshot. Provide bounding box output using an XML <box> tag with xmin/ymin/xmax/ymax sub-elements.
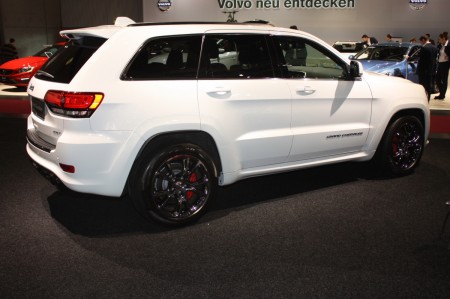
<box><xmin>27</xmin><ymin>128</ymin><xmax>56</xmax><ymax>153</ymax></box>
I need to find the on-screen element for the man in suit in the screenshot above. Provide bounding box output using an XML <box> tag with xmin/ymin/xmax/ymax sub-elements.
<box><xmin>361</xmin><ymin>34</ymin><xmax>378</xmax><ymax>48</ymax></box>
<box><xmin>435</xmin><ymin>32</ymin><xmax>449</xmax><ymax>100</ymax></box>
<box><xmin>417</xmin><ymin>35</ymin><xmax>439</xmax><ymax>101</ymax></box>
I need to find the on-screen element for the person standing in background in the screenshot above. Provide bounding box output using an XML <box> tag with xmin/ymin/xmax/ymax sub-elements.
<box><xmin>0</xmin><ymin>38</ymin><xmax>18</xmax><ymax>64</ymax></box>
<box><xmin>435</xmin><ymin>32</ymin><xmax>449</xmax><ymax>100</ymax></box>
<box><xmin>417</xmin><ymin>35</ymin><xmax>439</xmax><ymax>101</ymax></box>
<box><xmin>425</xmin><ymin>33</ymin><xmax>435</xmax><ymax>46</ymax></box>
<box><xmin>361</xmin><ymin>34</ymin><xmax>378</xmax><ymax>47</ymax></box>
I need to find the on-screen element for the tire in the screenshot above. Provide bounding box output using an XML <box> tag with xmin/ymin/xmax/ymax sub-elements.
<box><xmin>375</xmin><ymin>115</ymin><xmax>424</xmax><ymax>176</ymax></box>
<box><xmin>128</xmin><ymin>143</ymin><xmax>217</xmax><ymax>226</ymax></box>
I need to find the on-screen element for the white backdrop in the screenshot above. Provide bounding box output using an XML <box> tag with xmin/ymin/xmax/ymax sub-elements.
<box><xmin>143</xmin><ymin>0</ymin><xmax>449</xmax><ymax>45</ymax></box>
<box><xmin>1</xmin><ymin>0</ymin><xmax>448</xmax><ymax>57</ymax></box>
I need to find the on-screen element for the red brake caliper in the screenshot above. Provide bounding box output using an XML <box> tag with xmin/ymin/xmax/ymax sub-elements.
<box><xmin>392</xmin><ymin>134</ymin><xmax>399</xmax><ymax>155</ymax></box>
<box><xmin>186</xmin><ymin>172</ymin><xmax>197</xmax><ymax>200</ymax></box>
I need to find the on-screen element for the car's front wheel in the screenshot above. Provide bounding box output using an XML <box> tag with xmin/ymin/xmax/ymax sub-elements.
<box><xmin>128</xmin><ymin>143</ymin><xmax>217</xmax><ymax>226</ymax></box>
<box><xmin>375</xmin><ymin>115</ymin><xmax>425</xmax><ymax>175</ymax></box>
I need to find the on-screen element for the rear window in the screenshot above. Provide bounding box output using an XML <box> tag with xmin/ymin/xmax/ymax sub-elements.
<box><xmin>122</xmin><ymin>35</ymin><xmax>202</xmax><ymax>80</ymax></box>
<box><xmin>35</xmin><ymin>36</ymin><xmax>106</xmax><ymax>83</ymax></box>
<box><xmin>33</xmin><ymin>44</ymin><xmax>64</xmax><ymax>58</ymax></box>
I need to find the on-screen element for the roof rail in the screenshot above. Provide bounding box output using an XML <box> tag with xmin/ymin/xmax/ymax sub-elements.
<box><xmin>127</xmin><ymin>21</ymin><xmax>273</xmax><ymax>27</ymax></box>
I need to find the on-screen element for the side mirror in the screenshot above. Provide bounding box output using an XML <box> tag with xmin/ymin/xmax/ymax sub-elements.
<box><xmin>349</xmin><ymin>60</ymin><xmax>363</xmax><ymax>78</ymax></box>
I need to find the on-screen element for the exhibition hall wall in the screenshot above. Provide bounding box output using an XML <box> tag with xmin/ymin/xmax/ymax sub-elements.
<box><xmin>143</xmin><ymin>0</ymin><xmax>449</xmax><ymax>45</ymax></box>
<box><xmin>0</xmin><ymin>0</ymin><xmax>61</xmax><ymax>57</ymax></box>
<box><xmin>0</xmin><ymin>0</ymin><xmax>143</xmax><ymax>57</ymax></box>
<box><xmin>0</xmin><ymin>0</ymin><xmax>448</xmax><ymax>57</ymax></box>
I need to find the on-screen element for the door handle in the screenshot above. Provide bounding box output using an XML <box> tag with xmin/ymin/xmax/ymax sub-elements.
<box><xmin>296</xmin><ymin>86</ymin><xmax>316</xmax><ymax>95</ymax></box>
<box><xmin>206</xmin><ymin>87</ymin><xmax>231</xmax><ymax>98</ymax></box>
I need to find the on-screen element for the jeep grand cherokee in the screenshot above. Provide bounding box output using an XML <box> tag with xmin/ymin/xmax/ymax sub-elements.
<box><xmin>26</xmin><ymin>18</ymin><xmax>429</xmax><ymax>226</ymax></box>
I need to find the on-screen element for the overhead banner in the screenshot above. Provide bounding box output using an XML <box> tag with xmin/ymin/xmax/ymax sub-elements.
<box><xmin>218</xmin><ymin>0</ymin><xmax>356</xmax><ymax>10</ymax></box>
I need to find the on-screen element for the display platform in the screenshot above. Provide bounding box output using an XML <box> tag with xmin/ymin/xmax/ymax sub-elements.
<box><xmin>0</xmin><ymin>84</ymin><xmax>30</xmax><ymax>117</ymax></box>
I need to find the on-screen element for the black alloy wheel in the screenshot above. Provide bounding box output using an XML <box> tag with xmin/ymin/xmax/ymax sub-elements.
<box><xmin>378</xmin><ymin>116</ymin><xmax>424</xmax><ymax>175</ymax></box>
<box><xmin>129</xmin><ymin>143</ymin><xmax>217</xmax><ymax>226</ymax></box>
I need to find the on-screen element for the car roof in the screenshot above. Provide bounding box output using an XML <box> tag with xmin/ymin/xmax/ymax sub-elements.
<box><xmin>60</xmin><ymin>20</ymin><xmax>303</xmax><ymax>41</ymax></box>
<box><xmin>58</xmin><ymin>19</ymin><xmax>340</xmax><ymax>60</ymax></box>
<box><xmin>129</xmin><ymin>21</ymin><xmax>273</xmax><ymax>27</ymax></box>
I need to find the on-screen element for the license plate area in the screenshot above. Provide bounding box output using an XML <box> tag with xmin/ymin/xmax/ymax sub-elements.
<box><xmin>31</xmin><ymin>96</ymin><xmax>45</xmax><ymax>120</ymax></box>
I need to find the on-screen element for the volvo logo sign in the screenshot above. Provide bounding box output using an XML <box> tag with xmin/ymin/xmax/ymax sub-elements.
<box><xmin>158</xmin><ymin>0</ymin><xmax>172</xmax><ymax>12</ymax></box>
<box><xmin>409</xmin><ymin>0</ymin><xmax>428</xmax><ymax>11</ymax></box>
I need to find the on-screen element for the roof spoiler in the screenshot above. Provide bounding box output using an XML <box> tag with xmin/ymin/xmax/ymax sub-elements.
<box><xmin>114</xmin><ymin>17</ymin><xmax>136</xmax><ymax>27</ymax></box>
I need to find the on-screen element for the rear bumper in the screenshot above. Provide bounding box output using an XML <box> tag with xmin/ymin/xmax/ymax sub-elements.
<box><xmin>26</xmin><ymin>116</ymin><xmax>139</xmax><ymax>197</ymax></box>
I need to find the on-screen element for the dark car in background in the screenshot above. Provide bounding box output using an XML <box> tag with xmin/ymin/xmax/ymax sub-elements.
<box><xmin>0</xmin><ymin>42</ymin><xmax>65</xmax><ymax>88</ymax></box>
<box><xmin>350</xmin><ymin>42</ymin><xmax>421</xmax><ymax>83</ymax></box>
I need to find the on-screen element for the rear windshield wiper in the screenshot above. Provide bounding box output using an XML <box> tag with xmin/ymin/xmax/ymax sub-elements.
<box><xmin>36</xmin><ymin>70</ymin><xmax>55</xmax><ymax>79</ymax></box>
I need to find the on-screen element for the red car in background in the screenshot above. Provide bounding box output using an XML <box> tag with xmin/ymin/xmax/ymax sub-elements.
<box><xmin>0</xmin><ymin>42</ymin><xmax>65</xmax><ymax>88</ymax></box>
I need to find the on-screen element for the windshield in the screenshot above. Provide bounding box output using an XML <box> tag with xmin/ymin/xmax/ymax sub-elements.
<box><xmin>353</xmin><ymin>46</ymin><xmax>408</xmax><ymax>62</ymax></box>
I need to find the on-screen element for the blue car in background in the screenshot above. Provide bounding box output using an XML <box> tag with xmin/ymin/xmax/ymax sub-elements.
<box><xmin>350</xmin><ymin>42</ymin><xmax>422</xmax><ymax>83</ymax></box>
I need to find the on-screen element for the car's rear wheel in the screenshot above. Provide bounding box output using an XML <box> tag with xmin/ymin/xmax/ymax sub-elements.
<box><xmin>128</xmin><ymin>143</ymin><xmax>217</xmax><ymax>226</ymax></box>
<box><xmin>375</xmin><ymin>115</ymin><xmax>424</xmax><ymax>175</ymax></box>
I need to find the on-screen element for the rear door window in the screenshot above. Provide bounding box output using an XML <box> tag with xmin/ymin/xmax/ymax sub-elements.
<box><xmin>198</xmin><ymin>34</ymin><xmax>275</xmax><ymax>79</ymax></box>
<box><xmin>35</xmin><ymin>36</ymin><xmax>106</xmax><ymax>83</ymax></box>
<box><xmin>122</xmin><ymin>35</ymin><xmax>202</xmax><ymax>80</ymax></box>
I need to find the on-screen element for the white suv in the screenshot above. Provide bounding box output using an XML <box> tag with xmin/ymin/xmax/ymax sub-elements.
<box><xmin>26</xmin><ymin>19</ymin><xmax>430</xmax><ymax>226</ymax></box>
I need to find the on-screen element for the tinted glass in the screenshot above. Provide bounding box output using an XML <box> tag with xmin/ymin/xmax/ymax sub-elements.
<box><xmin>123</xmin><ymin>35</ymin><xmax>202</xmax><ymax>80</ymax></box>
<box><xmin>35</xmin><ymin>37</ymin><xmax>106</xmax><ymax>83</ymax></box>
<box><xmin>33</xmin><ymin>44</ymin><xmax>64</xmax><ymax>58</ymax></box>
<box><xmin>199</xmin><ymin>34</ymin><xmax>274</xmax><ymax>79</ymax></box>
<box><xmin>408</xmin><ymin>46</ymin><xmax>421</xmax><ymax>62</ymax></box>
<box><xmin>354</xmin><ymin>45</ymin><xmax>408</xmax><ymax>61</ymax></box>
<box><xmin>274</xmin><ymin>36</ymin><xmax>347</xmax><ymax>80</ymax></box>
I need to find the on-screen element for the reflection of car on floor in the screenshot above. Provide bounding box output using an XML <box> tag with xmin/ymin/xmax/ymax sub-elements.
<box><xmin>332</xmin><ymin>41</ymin><xmax>365</xmax><ymax>57</ymax></box>
<box><xmin>0</xmin><ymin>42</ymin><xmax>65</xmax><ymax>88</ymax></box>
<box><xmin>350</xmin><ymin>42</ymin><xmax>421</xmax><ymax>83</ymax></box>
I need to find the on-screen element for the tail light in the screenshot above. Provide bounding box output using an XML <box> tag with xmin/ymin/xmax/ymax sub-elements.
<box><xmin>44</xmin><ymin>90</ymin><xmax>104</xmax><ymax>118</ymax></box>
